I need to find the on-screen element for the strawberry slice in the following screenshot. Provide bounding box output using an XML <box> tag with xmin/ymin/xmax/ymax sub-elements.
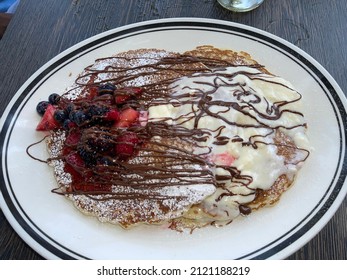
<box><xmin>105</xmin><ymin>108</ymin><xmax>120</xmax><ymax>122</ymax></box>
<box><xmin>64</xmin><ymin>152</ymin><xmax>85</xmax><ymax>182</ymax></box>
<box><xmin>114</xmin><ymin>108</ymin><xmax>139</xmax><ymax>128</ymax></box>
<box><xmin>65</xmin><ymin>129</ymin><xmax>81</xmax><ymax>147</ymax></box>
<box><xmin>210</xmin><ymin>152</ymin><xmax>235</xmax><ymax>166</ymax></box>
<box><xmin>36</xmin><ymin>104</ymin><xmax>60</xmax><ymax>131</ymax></box>
<box><xmin>115</xmin><ymin>132</ymin><xmax>139</xmax><ymax>158</ymax></box>
<box><xmin>64</xmin><ymin>151</ymin><xmax>94</xmax><ymax>179</ymax></box>
<box><xmin>114</xmin><ymin>87</ymin><xmax>143</xmax><ymax>104</ymax></box>
<box><xmin>65</xmin><ymin>152</ymin><xmax>85</xmax><ymax>168</ymax></box>
<box><xmin>115</xmin><ymin>95</ymin><xmax>130</xmax><ymax>104</ymax></box>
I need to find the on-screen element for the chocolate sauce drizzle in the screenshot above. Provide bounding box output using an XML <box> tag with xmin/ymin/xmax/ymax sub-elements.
<box><xmin>31</xmin><ymin>50</ymin><xmax>310</xmax><ymax>222</ymax></box>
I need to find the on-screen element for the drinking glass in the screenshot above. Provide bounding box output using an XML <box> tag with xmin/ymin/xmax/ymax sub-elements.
<box><xmin>217</xmin><ymin>0</ymin><xmax>265</xmax><ymax>12</ymax></box>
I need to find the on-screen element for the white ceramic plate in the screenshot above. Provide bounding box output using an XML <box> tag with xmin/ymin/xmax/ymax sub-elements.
<box><xmin>1</xmin><ymin>18</ymin><xmax>346</xmax><ymax>260</ymax></box>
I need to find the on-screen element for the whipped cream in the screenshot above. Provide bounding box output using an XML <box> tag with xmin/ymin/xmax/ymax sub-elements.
<box><xmin>148</xmin><ymin>65</ymin><xmax>309</xmax><ymax>223</ymax></box>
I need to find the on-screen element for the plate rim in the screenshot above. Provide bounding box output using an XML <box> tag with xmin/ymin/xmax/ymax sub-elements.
<box><xmin>1</xmin><ymin>17</ymin><xmax>346</xmax><ymax>260</ymax></box>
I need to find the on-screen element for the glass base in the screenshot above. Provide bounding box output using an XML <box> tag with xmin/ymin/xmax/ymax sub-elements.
<box><xmin>217</xmin><ymin>0</ymin><xmax>264</xmax><ymax>12</ymax></box>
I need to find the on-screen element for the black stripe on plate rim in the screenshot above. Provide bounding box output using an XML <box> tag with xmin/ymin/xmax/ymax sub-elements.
<box><xmin>0</xmin><ymin>20</ymin><xmax>346</xmax><ymax>260</ymax></box>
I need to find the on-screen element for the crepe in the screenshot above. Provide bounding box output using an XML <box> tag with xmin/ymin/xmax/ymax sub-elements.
<box><xmin>35</xmin><ymin>46</ymin><xmax>310</xmax><ymax>229</ymax></box>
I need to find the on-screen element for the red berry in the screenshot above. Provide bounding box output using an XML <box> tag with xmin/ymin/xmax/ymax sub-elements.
<box><xmin>114</xmin><ymin>108</ymin><xmax>139</xmax><ymax>128</ymax></box>
<box><xmin>115</xmin><ymin>132</ymin><xmax>139</xmax><ymax>158</ymax></box>
<box><xmin>36</xmin><ymin>104</ymin><xmax>61</xmax><ymax>131</ymax></box>
<box><xmin>210</xmin><ymin>152</ymin><xmax>235</xmax><ymax>166</ymax></box>
<box><xmin>65</xmin><ymin>129</ymin><xmax>81</xmax><ymax>146</ymax></box>
<box><xmin>114</xmin><ymin>120</ymin><xmax>129</xmax><ymax>128</ymax></box>
<box><xmin>65</xmin><ymin>152</ymin><xmax>85</xmax><ymax>168</ymax></box>
<box><xmin>114</xmin><ymin>87</ymin><xmax>143</xmax><ymax>104</ymax></box>
<box><xmin>105</xmin><ymin>109</ymin><xmax>120</xmax><ymax>122</ymax></box>
<box><xmin>115</xmin><ymin>95</ymin><xmax>130</xmax><ymax>104</ymax></box>
<box><xmin>117</xmin><ymin>132</ymin><xmax>139</xmax><ymax>145</ymax></box>
<box><xmin>64</xmin><ymin>152</ymin><xmax>85</xmax><ymax>182</ymax></box>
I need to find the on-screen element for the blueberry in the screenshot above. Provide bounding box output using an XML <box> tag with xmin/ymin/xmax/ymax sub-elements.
<box><xmin>65</xmin><ymin>103</ymin><xmax>75</xmax><ymax>116</ymax></box>
<box><xmin>98</xmin><ymin>83</ymin><xmax>116</xmax><ymax>96</ymax></box>
<box><xmin>53</xmin><ymin>110</ymin><xmax>67</xmax><ymax>123</ymax></box>
<box><xmin>86</xmin><ymin>105</ymin><xmax>108</xmax><ymax>118</ymax></box>
<box><xmin>87</xmin><ymin>135</ymin><xmax>113</xmax><ymax>153</ymax></box>
<box><xmin>71</xmin><ymin>110</ymin><xmax>87</xmax><ymax>126</ymax></box>
<box><xmin>48</xmin><ymin>93</ymin><xmax>61</xmax><ymax>105</ymax></box>
<box><xmin>36</xmin><ymin>101</ymin><xmax>50</xmax><ymax>116</ymax></box>
<box><xmin>78</xmin><ymin>147</ymin><xmax>97</xmax><ymax>166</ymax></box>
<box><xmin>98</xmin><ymin>156</ymin><xmax>114</xmax><ymax>166</ymax></box>
<box><xmin>63</xmin><ymin>119</ymin><xmax>73</xmax><ymax>130</ymax></box>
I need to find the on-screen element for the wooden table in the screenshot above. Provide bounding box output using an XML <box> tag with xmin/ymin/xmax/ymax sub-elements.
<box><xmin>0</xmin><ymin>0</ymin><xmax>346</xmax><ymax>260</ymax></box>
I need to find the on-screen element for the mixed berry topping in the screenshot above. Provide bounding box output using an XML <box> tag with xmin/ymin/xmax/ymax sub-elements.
<box><xmin>36</xmin><ymin>83</ymin><xmax>144</xmax><ymax>131</ymax></box>
<box><xmin>35</xmin><ymin>83</ymin><xmax>147</xmax><ymax>193</ymax></box>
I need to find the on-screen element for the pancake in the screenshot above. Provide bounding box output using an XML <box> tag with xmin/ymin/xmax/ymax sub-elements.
<box><xmin>34</xmin><ymin>46</ymin><xmax>310</xmax><ymax>230</ymax></box>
